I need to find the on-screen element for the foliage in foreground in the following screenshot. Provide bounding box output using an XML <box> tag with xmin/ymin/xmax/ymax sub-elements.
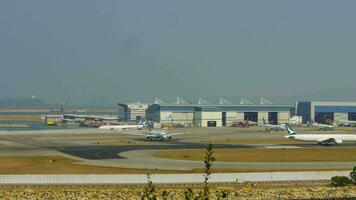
<box><xmin>141</xmin><ymin>143</ymin><xmax>230</xmax><ymax>200</ymax></box>
<box><xmin>140</xmin><ymin>174</ymin><xmax>157</xmax><ymax>200</ymax></box>
<box><xmin>350</xmin><ymin>166</ymin><xmax>356</xmax><ymax>184</ymax></box>
<box><xmin>331</xmin><ymin>176</ymin><xmax>353</xmax><ymax>187</ymax></box>
<box><xmin>330</xmin><ymin>166</ymin><xmax>356</xmax><ymax>187</ymax></box>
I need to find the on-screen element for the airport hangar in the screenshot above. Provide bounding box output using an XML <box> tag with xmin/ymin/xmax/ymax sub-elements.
<box><xmin>296</xmin><ymin>101</ymin><xmax>356</xmax><ymax>124</ymax></box>
<box><xmin>146</xmin><ymin>104</ymin><xmax>291</xmax><ymax>127</ymax></box>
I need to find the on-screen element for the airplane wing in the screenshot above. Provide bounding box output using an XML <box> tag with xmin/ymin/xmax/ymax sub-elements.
<box><xmin>167</xmin><ymin>131</ymin><xmax>190</xmax><ymax>136</ymax></box>
<box><xmin>317</xmin><ymin>138</ymin><xmax>335</xmax><ymax>144</ymax></box>
<box><xmin>116</xmin><ymin>130</ymin><xmax>147</xmax><ymax>136</ymax></box>
<box><xmin>317</xmin><ymin>138</ymin><xmax>342</xmax><ymax>144</ymax></box>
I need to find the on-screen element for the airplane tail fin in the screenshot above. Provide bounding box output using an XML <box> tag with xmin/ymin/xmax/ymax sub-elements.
<box><xmin>310</xmin><ymin>119</ymin><xmax>315</xmax><ymax>124</ymax></box>
<box><xmin>262</xmin><ymin>118</ymin><xmax>267</xmax><ymax>124</ymax></box>
<box><xmin>285</xmin><ymin>123</ymin><xmax>296</xmax><ymax>135</ymax></box>
<box><xmin>138</xmin><ymin>119</ymin><xmax>147</xmax><ymax>125</ymax></box>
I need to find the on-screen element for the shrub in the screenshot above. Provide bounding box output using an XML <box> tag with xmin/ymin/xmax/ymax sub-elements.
<box><xmin>183</xmin><ymin>143</ymin><xmax>215</xmax><ymax>200</ymax></box>
<box><xmin>140</xmin><ymin>174</ymin><xmax>157</xmax><ymax>200</ymax></box>
<box><xmin>215</xmin><ymin>190</ymin><xmax>230</xmax><ymax>200</ymax></box>
<box><xmin>331</xmin><ymin>176</ymin><xmax>352</xmax><ymax>187</ymax></box>
<box><xmin>350</xmin><ymin>166</ymin><xmax>356</xmax><ymax>184</ymax></box>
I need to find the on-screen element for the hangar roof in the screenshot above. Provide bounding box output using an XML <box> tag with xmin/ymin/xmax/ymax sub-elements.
<box><xmin>154</xmin><ymin>104</ymin><xmax>291</xmax><ymax>112</ymax></box>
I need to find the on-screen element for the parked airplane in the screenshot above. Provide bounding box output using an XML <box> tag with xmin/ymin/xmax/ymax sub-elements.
<box><xmin>98</xmin><ymin>120</ymin><xmax>147</xmax><ymax>130</ymax></box>
<box><xmin>260</xmin><ymin>118</ymin><xmax>286</xmax><ymax>132</ymax></box>
<box><xmin>310</xmin><ymin>120</ymin><xmax>334</xmax><ymax>131</ymax></box>
<box><xmin>285</xmin><ymin>124</ymin><xmax>356</xmax><ymax>145</ymax></box>
<box><xmin>337</xmin><ymin>120</ymin><xmax>356</xmax><ymax>127</ymax></box>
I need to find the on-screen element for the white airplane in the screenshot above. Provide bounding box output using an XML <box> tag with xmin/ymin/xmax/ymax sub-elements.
<box><xmin>285</xmin><ymin>124</ymin><xmax>356</xmax><ymax>145</ymax></box>
<box><xmin>144</xmin><ymin>131</ymin><xmax>188</xmax><ymax>141</ymax></box>
<box><xmin>337</xmin><ymin>120</ymin><xmax>356</xmax><ymax>127</ymax></box>
<box><xmin>121</xmin><ymin>130</ymin><xmax>189</xmax><ymax>141</ymax></box>
<box><xmin>98</xmin><ymin>120</ymin><xmax>147</xmax><ymax>130</ymax></box>
<box><xmin>260</xmin><ymin>118</ymin><xmax>286</xmax><ymax>132</ymax></box>
<box><xmin>310</xmin><ymin>120</ymin><xmax>334</xmax><ymax>131</ymax></box>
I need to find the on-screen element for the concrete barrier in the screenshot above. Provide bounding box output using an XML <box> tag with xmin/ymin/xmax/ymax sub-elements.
<box><xmin>0</xmin><ymin>171</ymin><xmax>350</xmax><ymax>185</ymax></box>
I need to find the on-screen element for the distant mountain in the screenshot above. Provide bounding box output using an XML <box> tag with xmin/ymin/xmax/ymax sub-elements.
<box><xmin>0</xmin><ymin>98</ymin><xmax>50</xmax><ymax>108</ymax></box>
<box><xmin>285</xmin><ymin>86</ymin><xmax>356</xmax><ymax>103</ymax></box>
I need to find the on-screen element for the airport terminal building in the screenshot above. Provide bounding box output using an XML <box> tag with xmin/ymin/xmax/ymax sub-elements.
<box><xmin>118</xmin><ymin>102</ymin><xmax>149</xmax><ymax>121</ymax></box>
<box><xmin>296</xmin><ymin>101</ymin><xmax>356</xmax><ymax>124</ymax></box>
<box><xmin>146</xmin><ymin>104</ymin><xmax>291</xmax><ymax>127</ymax></box>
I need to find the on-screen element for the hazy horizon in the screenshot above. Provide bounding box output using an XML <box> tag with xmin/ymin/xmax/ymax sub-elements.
<box><xmin>1</xmin><ymin>1</ymin><xmax>356</xmax><ymax>106</ymax></box>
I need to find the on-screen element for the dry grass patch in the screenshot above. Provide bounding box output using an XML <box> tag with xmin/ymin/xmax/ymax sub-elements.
<box><xmin>0</xmin><ymin>115</ymin><xmax>41</xmax><ymax>121</ymax></box>
<box><xmin>0</xmin><ymin>156</ymin><xmax>352</xmax><ymax>174</ymax></box>
<box><xmin>154</xmin><ymin>148</ymin><xmax>356</xmax><ymax>162</ymax></box>
<box><xmin>91</xmin><ymin>140</ymin><xmax>146</xmax><ymax>146</ymax></box>
<box><xmin>0</xmin><ymin>156</ymin><xmax>183</xmax><ymax>174</ymax></box>
<box><xmin>202</xmin><ymin>139</ymin><xmax>305</xmax><ymax>145</ymax></box>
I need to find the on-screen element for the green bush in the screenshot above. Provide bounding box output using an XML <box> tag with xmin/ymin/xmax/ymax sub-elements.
<box><xmin>331</xmin><ymin>176</ymin><xmax>352</xmax><ymax>187</ymax></box>
<box><xmin>350</xmin><ymin>166</ymin><xmax>356</xmax><ymax>184</ymax></box>
<box><xmin>215</xmin><ymin>190</ymin><xmax>230</xmax><ymax>200</ymax></box>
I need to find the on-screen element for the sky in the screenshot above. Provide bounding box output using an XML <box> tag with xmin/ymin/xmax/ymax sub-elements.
<box><xmin>0</xmin><ymin>0</ymin><xmax>356</xmax><ymax>106</ymax></box>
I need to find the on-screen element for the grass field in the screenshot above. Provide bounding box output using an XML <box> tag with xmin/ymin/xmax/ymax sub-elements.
<box><xmin>0</xmin><ymin>156</ymin><xmax>180</xmax><ymax>174</ymax></box>
<box><xmin>154</xmin><ymin>148</ymin><xmax>356</xmax><ymax>162</ymax></box>
<box><xmin>201</xmin><ymin>139</ymin><xmax>305</xmax><ymax>145</ymax></box>
<box><xmin>0</xmin><ymin>156</ymin><xmax>351</xmax><ymax>174</ymax></box>
<box><xmin>89</xmin><ymin>140</ymin><xmax>158</xmax><ymax>146</ymax></box>
<box><xmin>0</xmin><ymin>115</ymin><xmax>41</xmax><ymax>121</ymax></box>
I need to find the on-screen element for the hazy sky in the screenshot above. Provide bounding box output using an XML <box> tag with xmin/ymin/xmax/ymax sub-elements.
<box><xmin>1</xmin><ymin>1</ymin><xmax>356</xmax><ymax>106</ymax></box>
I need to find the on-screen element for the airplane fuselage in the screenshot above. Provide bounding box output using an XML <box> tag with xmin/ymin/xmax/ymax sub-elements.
<box><xmin>337</xmin><ymin>120</ymin><xmax>356</xmax><ymax>126</ymax></box>
<box><xmin>146</xmin><ymin>132</ymin><xmax>171</xmax><ymax>141</ymax></box>
<box><xmin>286</xmin><ymin>134</ymin><xmax>356</xmax><ymax>143</ymax></box>
<box><xmin>98</xmin><ymin>125</ymin><xmax>143</xmax><ymax>130</ymax></box>
<box><xmin>311</xmin><ymin>123</ymin><xmax>333</xmax><ymax>131</ymax></box>
<box><xmin>262</xmin><ymin>124</ymin><xmax>286</xmax><ymax>131</ymax></box>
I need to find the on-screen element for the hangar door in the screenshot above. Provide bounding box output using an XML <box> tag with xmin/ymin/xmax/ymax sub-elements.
<box><xmin>349</xmin><ymin>113</ymin><xmax>356</xmax><ymax>121</ymax></box>
<box><xmin>268</xmin><ymin>112</ymin><xmax>278</xmax><ymax>125</ymax></box>
<box><xmin>244</xmin><ymin>112</ymin><xmax>258</xmax><ymax>122</ymax></box>
<box><xmin>222</xmin><ymin>112</ymin><xmax>226</xmax><ymax>126</ymax></box>
<box><xmin>314</xmin><ymin>113</ymin><xmax>334</xmax><ymax>124</ymax></box>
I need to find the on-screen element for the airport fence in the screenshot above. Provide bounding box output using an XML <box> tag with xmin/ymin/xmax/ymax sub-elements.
<box><xmin>0</xmin><ymin>171</ymin><xmax>350</xmax><ymax>185</ymax></box>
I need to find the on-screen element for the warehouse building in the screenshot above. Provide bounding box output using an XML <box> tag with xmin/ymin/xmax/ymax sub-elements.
<box><xmin>146</xmin><ymin>104</ymin><xmax>291</xmax><ymax>127</ymax></box>
<box><xmin>296</xmin><ymin>101</ymin><xmax>356</xmax><ymax>124</ymax></box>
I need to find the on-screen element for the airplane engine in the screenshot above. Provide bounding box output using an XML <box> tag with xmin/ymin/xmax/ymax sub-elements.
<box><xmin>146</xmin><ymin>136</ymin><xmax>151</xmax><ymax>140</ymax></box>
<box><xmin>168</xmin><ymin>136</ymin><xmax>172</xmax><ymax>140</ymax></box>
<box><xmin>335</xmin><ymin>139</ymin><xmax>343</xmax><ymax>144</ymax></box>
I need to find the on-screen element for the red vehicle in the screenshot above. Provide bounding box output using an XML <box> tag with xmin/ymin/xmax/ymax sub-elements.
<box><xmin>231</xmin><ymin>120</ymin><xmax>257</xmax><ymax>127</ymax></box>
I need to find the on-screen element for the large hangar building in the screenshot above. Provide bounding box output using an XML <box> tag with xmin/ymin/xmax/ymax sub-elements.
<box><xmin>146</xmin><ymin>103</ymin><xmax>291</xmax><ymax>127</ymax></box>
<box><xmin>296</xmin><ymin>101</ymin><xmax>356</xmax><ymax>124</ymax></box>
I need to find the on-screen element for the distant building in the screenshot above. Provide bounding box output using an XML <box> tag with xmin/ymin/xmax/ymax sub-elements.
<box><xmin>117</xmin><ymin>103</ymin><xmax>128</xmax><ymax>121</ymax></box>
<box><xmin>146</xmin><ymin>104</ymin><xmax>291</xmax><ymax>127</ymax></box>
<box><xmin>296</xmin><ymin>101</ymin><xmax>356</xmax><ymax>124</ymax></box>
<box><xmin>118</xmin><ymin>102</ymin><xmax>149</xmax><ymax>121</ymax></box>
